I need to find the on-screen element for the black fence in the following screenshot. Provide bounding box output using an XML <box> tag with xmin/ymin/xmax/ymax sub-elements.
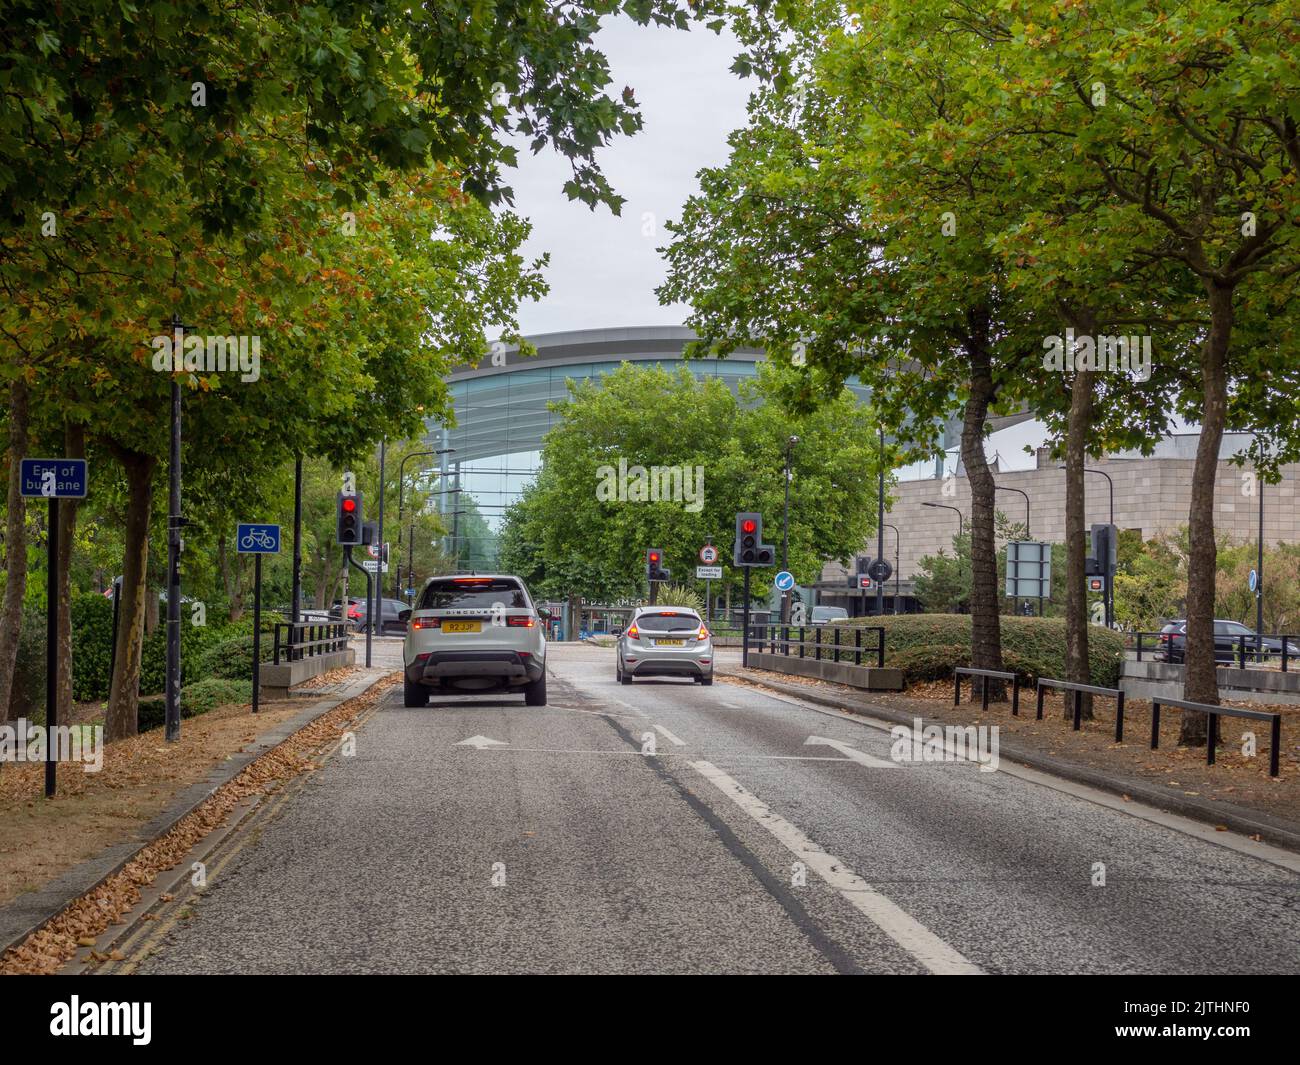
<box><xmin>273</xmin><ymin>621</ymin><xmax>350</xmax><ymax>665</ymax></box>
<box><xmin>954</xmin><ymin>667</ymin><xmax>1023</xmax><ymax>716</ymax></box>
<box><xmin>1036</xmin><ymin>677</ymin><xmax>1127</xmax><ymax>741</ymax></box>
<box><xmin>1150</xmin><ymin>696</ymin><xmax>1283</xmax><ymax>777</ymax></box>
<box><xmin>746</xmin><ymin>624</ymin><xmax>886</xmax><ymax>669</ymax></box>
<box><xmin>1131</xmin><ymin>630</ymin><xmax>1299</xmax><ymax>671</ymax></box>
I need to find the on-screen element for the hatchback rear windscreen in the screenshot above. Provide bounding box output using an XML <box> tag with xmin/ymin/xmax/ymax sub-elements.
<box><xmin>636</xmin><ymin>613</ymin><xmax>701</xmax><ymax>631</ymax></box>
<box><xmin>418</xmin><ymin>579</ymin><xmax>528</xmax><ymax>611</ymax></box>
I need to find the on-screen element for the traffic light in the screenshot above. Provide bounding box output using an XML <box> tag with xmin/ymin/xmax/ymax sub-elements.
<box><xmin>646</xmin><ymin>548</ymin><xmax>671</xmax><ymax>584</ymax></box>
<box><xmin>336</xmin><ymin>490</ymin><xmax>363</xmax><ymax>545</ymax></box>
<box><xmin>733</xmin><ymin>512</ymin><xmax>777</xmax><ymax>567</ymax></box>
<box><xmin>1086</xmin><ymin>523</ymin><xmax>1116</xmax><ymax>577</ymax></box>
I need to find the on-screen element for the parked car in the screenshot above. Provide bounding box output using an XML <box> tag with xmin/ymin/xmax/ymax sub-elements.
<box><xmin>614</xmin><ymin>606</ymin><xmax>713</xmax><ymax>685</ymax></box>
<box><xmin>810</xmin><ymin>605</ymin><xmax>849</xmax><ymax>626</ymax></box>
<box><xmin>350</xmin><ymin>597</ymin><xmax>412</xmax><ymax>635</ymax></box>
<box><xmin>1156</xmin><ymin>619</ymin><xmax>1285</xmax><ymax>664</ymax></box>
<box><xmin>402</xmin><ymin>574</ymin><xmax>548</xmax><ymax>707</ymax></box>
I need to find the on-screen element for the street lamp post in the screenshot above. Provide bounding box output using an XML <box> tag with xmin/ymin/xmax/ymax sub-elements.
<box><xmin>994</xmin><ymin>483</ymin><xmax>1032</xmax><ymax>614</ymax></box>
<box><xmin>882</xmin><ymin>522</ymin><xmax>901</xmax><ymax>613</ymax></box>
<box><xmin>876</xmin><ymin>427</ymin><xmax>886</xmax><ymax>618</ymax></box>
<box><xmin>782</xmin><ymin>436</ymin><xmax>797</xmax><ymax>624</ymax></box>
<box><xmin>396</xmin><ymin>446</ymin><xmax>455</xmax><ymax>601</ymax></box>
<box><xmin>921</xmin><ymin>501</ymin><xmax>964</xmax><ymax>611</ymax></box>
<box><xmin>1058</xmin><ymin>465</ymin><xmax>1115</xmax><ymax>627</ymax></box>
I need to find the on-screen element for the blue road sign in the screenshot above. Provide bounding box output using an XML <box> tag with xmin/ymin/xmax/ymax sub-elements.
<box><xmin>19</xmin><ymin>458</ymin><xmax>88</xmax><ymax>498</ymax></box>
<box><xmin>237</xmin><ymin>523</ymin><xmax>281</xmax><ymax>554</ymax></box>
<box><xmin>1249</xmin><ymin>569</ymin><xmax>1259</xmax><ymax>592</ymax></box>
<box><xmin>774</xmin><ymin>570</ymin><xmax>795</xmax><ymax>591</ymax></box>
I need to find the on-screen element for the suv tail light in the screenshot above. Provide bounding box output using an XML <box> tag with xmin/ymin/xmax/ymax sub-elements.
<box><xmin>506</xmin><ymin>615</ymin><xmax>536</xmax><ymax>627</ymax></box>
<box><xmin>412</xmin><ymin>617</ymin><xmax>441</xmax><ymax>629</ymax></box>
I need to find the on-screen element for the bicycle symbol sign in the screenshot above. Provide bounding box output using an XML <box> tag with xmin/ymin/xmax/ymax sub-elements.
<box><xmin>236</xmin><ymin>523</ymin><xmax>281</xmax><ymax>554</ymax></box>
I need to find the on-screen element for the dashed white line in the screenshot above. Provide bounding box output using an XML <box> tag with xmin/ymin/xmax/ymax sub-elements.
<box><xmin>689</xmin><ymin>759</ymin><xmax>984</xmax><ymax>975</ymax></box>
<box><xmin>653</xmin><ymin>724</ymin><xmax>686</xmax><ymax>747</ymax></box>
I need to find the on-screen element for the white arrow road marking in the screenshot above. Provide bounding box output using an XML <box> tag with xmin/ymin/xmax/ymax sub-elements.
<box><xmin>454</xmin><ymin>735</ymin><xmax>508</xmax><ymax>749</ymax></box>
<box><xmin>804</xmin><ymin>735</ymin><xmax>895</xmax><ymax>768</ymax></box>
<box><xmin>653</xmin><ymin>724</ymin><xmax>686</xmax><ymax>747</ymax></box>
<box><xmin>689</xmin><ymin>760</ymin><xmax>983</xmax><ymax>975</ymax></box>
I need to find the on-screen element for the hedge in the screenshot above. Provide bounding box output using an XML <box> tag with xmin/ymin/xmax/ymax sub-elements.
<box><xmin>822</xmin><ymin>614</ymin><xmax>1125</xmax><ymax>687</ymax></box>
<box><xmin>138</xmin><ymin>678</ymin><xmax>251</xmax><ymax>732</ymax></box>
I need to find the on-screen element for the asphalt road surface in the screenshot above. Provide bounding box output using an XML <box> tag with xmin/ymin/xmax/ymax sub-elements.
<box><xmin>134</xmin><ymin>643</ymin><xmax>1300</xmax><ymax>975</ymax></box>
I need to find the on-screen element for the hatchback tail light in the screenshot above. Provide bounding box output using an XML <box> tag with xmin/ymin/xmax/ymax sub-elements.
<box><xmin>698</xmin><ymin>624</ymin><xmax>709</xmax><ymax>640</ymax></box>
<box><xmin>626</xmin><ymin>623</ymin><xmax>639</xmax><ymax>640</ymax></box>
<box><xmin>412</xmin><ymin>617</ymin><xmax>441</xmax><ymax>629</ymax></box>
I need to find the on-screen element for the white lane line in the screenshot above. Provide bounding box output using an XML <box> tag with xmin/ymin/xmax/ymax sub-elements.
<box><xmin>653</xmin><ymin>724</ymin><xmax>686</xmax><ymax>747</ymax></box>
<box><xmin>804</xmin><ymin>734</ymin><xmax>895</xmax><ymax>768</ymax></box>
<box><xmin>689</xmin><ymin>759</ymin><xmax>984</xmax><ymax>975</ymax></box>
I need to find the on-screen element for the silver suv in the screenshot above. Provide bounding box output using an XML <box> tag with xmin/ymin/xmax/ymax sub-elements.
<box><xmin>402</xmin><ymin>575</ymin><xmax>547</xmax><ymax>707</ymax></box>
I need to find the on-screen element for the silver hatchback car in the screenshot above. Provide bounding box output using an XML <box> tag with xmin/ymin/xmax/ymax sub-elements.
<box><xmin>615</xmin><ymin>607</ymin><xmax>714</xmax><ymax>685</ymax></box>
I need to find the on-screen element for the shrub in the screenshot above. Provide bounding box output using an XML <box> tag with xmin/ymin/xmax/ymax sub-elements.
<box><xmin>137</xmin><ymin>678</ymin><xmax>250</xmax><ymax>732</ymax></box>
<box><xmin>195</xmin><ymin>634</ymin><xmax>273</xmax><ymax>681</ymax></box>
<box><xmin>71</xmin><ymin>594</ymin><xmax>115</xmax><ymax>701</ymax></box>
<box><xmin>830</xmin><ymin>614</ymin><xmax>1124</xmax><ymax>687</ymax></box>
<box><xmin>650</xmin><ymin>585</ymin><xmax>704</xmax><ymax>613</ymax></box>
<box><xmin>10</xmin><ymin>606</ymin><xmax>48</xmax><ymax>721</ymax></box>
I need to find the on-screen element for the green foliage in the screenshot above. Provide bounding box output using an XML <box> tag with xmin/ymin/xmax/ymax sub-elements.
<box><xmin>194</xmin><ymin>635</ymin><xmax>275</xmax><ymax>683</ymax></box>
<box><xmin>651</xmin><ymin>585</ymin><xmax>704</xmax><ymax>613</ymax></box>
<box><xmin>834</xmin><ymin>615</ymin><xmax>1125</xmax><ymax>688</ymax></box>
<box><xmin>9</xmin><ymin>606</ymin><xmax>47</xmax><ymax>721</ymax></box>
<box><xmin>71</xmin><ymin>594</ymin><xmax>114</xmax><ymax>702</ymax></box>
<box><xmin>497</xmin><ymin>362</ymin><xmax>886</xmax><ymax>603</ymax></box>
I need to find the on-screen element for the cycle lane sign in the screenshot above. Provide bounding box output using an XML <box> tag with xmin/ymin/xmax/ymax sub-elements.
<box><xmin>236</xmin><ymin>523</ymin><xmax>281</xmax><ymax>554</ymax></box>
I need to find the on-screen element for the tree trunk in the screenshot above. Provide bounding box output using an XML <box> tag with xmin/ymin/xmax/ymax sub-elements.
<box><xmin>218</xmin><ymin>534</ymin><xmax>245</xmax><ymax>621</ymax></box>
<box><xmin>1181</xmin><ymin>282</ymin><xmax>1233</xmax><ymax>741</ymax></box>
<box><xmin>105</xmin><ymin>446</ymin><xmax>156</xmax><ymax>741</ymax></box>
<box><xmin>56</xmin><ymin>421</ymin><xmax>86</xmax><ymax>719</ymax></box>
<box><xmin>960</xmin><ymin>312</ymin><xmax>1004</xmax><ymax>689</ymax></box>
<box><xmin>0</xmin><ymin>377</ymin><xmax>31</xmax><ymax>724</ymax></box>
<box><xmin>1063</xmin><ymin>316</ymin><xmax>1096</xmax><ymax>719</ymax></box>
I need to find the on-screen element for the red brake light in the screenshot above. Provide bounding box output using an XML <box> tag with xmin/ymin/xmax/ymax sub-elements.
<box><xmin>698</xmin><ymin>624</ymin><xmax>709</xmax><ymax>640</ymax></box>
<box><xmin>506</xmin><ymin>615</ymin><xmax>535</xmax><ymax>627</ymax></box>
<box><xmin>412</xmin><ymin>617</ymin><xmax>441</xmax><ymax>629</ymax></box>
<box><xmin>627</xmin><ymin>623</ymin><xmax>639</xmax><ymax>639</ymax></box>
<box><xmin>347</xmin><ymin>606</ymin><xmax>360</xmax><ymax>619</ymax></box>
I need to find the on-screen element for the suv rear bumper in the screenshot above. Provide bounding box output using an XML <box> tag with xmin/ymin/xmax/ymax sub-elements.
<box><xmin>407</xmin><ymin>650</ymin><xmax>544</xmax><ymax>685</ymax></box>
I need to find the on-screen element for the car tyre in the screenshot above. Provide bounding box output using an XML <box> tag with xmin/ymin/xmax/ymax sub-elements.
<box><xmin>700</xmin><ymin>673</ymin><xmax>714</xmax><ymax>686</ymax></box>
<box><xmin>618</xmin><ymin>660</ymin><xmax>633</xmax><ymax>685</ymax></box>
<box><xmin>403</xmin><ymin>676</ymin><xmax>429</xmax><ymax>707</ymax></box>
<box><xmin>524</xmin><ymin>670</ymin><xmax>548</xmax><ymax>706</ymax></box>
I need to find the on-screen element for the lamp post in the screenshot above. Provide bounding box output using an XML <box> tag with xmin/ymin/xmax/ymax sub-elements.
<box><xmin>921</xmin><ymin>501</ymin><xmax>964</xmax><ymax>612</ymax></box>
<box><xmin>782</xmin><ymin>435</ymin><xmax>798</xmax><ymax>624</ymax></box>
<box><xmin>396</xmin><ymin>447</ymin><xmax>455</xmax><ymax>600</ymax></box>
<box><xmin>994</xmin><ymin>483</ymin><xmax>1032</xmax><ymax>615</ymax></box>
<box><xmin>876</xmin><ymin>426</ymin><xmax>886</xmax><ymax>618</ymax></box>
<box><xmin>1057</xmin><ymin>464</ymin><xmax>1114</xmax><ymax>627</ymax></box>
<box><xmin>882</xmin><ymin>522</ymin><xmax>901</xmax><ymax>613</ymax></box>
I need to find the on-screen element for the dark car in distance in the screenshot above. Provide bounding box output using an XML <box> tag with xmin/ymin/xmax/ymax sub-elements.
<box><xmin>1157</xmin><ymin>619</ymin><xmax>1286</xmax><ymax>664</ymax></box>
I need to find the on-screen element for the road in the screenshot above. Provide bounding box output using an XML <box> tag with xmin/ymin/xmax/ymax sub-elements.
<box><xmin>130</xmin><ymin>642</ymin><xmax>1300</xmax><ymax>975</ymax></box>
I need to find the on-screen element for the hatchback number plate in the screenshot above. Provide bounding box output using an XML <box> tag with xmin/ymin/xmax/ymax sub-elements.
<box><xmin>655</xmin><ymin>638</ymin><xmax>685</xmax><ymax>647</ymax></box>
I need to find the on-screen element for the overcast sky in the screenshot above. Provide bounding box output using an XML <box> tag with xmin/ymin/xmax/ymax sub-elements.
<box><xmin>497</xmin><ymin>14</ymin><xmax>1069</xmax><ymax>472</ymax></box>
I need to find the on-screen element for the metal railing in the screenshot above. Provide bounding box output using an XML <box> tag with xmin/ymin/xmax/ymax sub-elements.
<box><xmin>273</xmin><ymin>621</ymin><xmax>350</xmax><ymax>665</ymax></box>
<box><xmin>1150</xmin><ymin>696</ymin><xmax>1283</xmax><ymax>777</ymax></box>
<box><xmin>954</xmin><ymin>667</ymin><xmax>1024</xmax><ymax>716</ymax></box>
<box><xmin>1036</xmin><ymin>677</ymin><xmax>1127</xmax><ymax>741</ymax></box>
<box><xmin>746</xmin><ymin>624</ymin><xmax>886</xmax><ymax>669</ymax></box>
<box><xmin>1130</xmin><ymin>630</ymin><xmax>1298</xmax><ymax>671</ymax></box>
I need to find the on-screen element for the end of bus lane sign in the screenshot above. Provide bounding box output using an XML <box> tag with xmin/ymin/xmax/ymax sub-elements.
<box><xmin>20</xmin><ymin>458</ymin><xmax>87</xmax><ymax>498</ymax></box>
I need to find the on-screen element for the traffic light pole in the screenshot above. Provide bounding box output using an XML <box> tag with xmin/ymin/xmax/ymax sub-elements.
<box><xmin>742</xmin><ymin>566</ymin><xmax>752</xmax><ymax>668</ymax></box>
<box><xmin>345</xmin><ymin>547</ymin><xmax>373</xmax><ymax>667</ymax></box>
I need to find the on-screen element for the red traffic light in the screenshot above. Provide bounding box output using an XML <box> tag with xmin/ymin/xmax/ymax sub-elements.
<box><xmin>649</xmin><ymin>552</ymin><xmax>660</xmax><ymax>562</ymax></box>
<box><xmin>741</xmin><ymin>519</ymin><xmax>756</xmax><ymax>534</ymax></box>
<box><xmin>342</xmin><ymin>497</ymin><xmax>357</xmax><ymax>512</ymax></box>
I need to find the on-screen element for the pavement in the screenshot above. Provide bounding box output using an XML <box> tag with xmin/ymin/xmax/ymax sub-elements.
<box><xmin>126</xmin><ymin>642</ymin><xmax>1300</xmax><ymax>975</ymax></box>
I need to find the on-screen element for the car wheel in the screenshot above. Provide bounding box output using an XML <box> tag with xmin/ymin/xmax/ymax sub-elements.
<box><xmin>700</xmin><ymin>673</ymin><xmax>713</xmax><ymax>686</ymax></box>
<box><xmin>524</xmin><ymin>671</ymin><xmax>548</xmax><ymax>706</ymax></box>
<box><xmin>618</xmin><ymin>661</ymin><xmax>632</xmax><ymax>685</ymax></box>
<box><xmin>403</xmin><ymin>676</ymin><xmax>428</xmax><ymax>707</ymax></box>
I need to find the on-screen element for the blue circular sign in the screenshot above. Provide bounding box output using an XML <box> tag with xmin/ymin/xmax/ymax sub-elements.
<box><xmin>774</xmin><ymin>570</ymin><xmax>795</xmax><ymax>591</ymax></box>
<box><xmin>1249</xmin><ymin>569</ymin><xmax>1258</xmax><ymax>592</ymax></box>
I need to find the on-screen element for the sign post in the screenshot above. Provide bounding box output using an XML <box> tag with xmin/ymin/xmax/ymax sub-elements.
<box><xmin>20</xmin><ymin>459</ymin><xmax>88</xmax><ymax>798</ymax></box>
<box><xmin>237</xmin><ymin>523</ymin><xmax>281</xmax><ymax>714</ymax></box>
<box><xmin>699</xmin><ymin>543</ymin><xmax>718</xmax><ymax>622</ymax></box>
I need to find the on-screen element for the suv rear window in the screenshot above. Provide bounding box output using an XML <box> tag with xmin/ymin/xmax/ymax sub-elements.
<box><xmin>418</xmin><ymin>578</ymin><xmax>528</xmax><ymax>611</ymax></box>
<box><xmin>636</xmin><ymin>612</ymin><xmax>701</xmax><ymax>631</ymax></box>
